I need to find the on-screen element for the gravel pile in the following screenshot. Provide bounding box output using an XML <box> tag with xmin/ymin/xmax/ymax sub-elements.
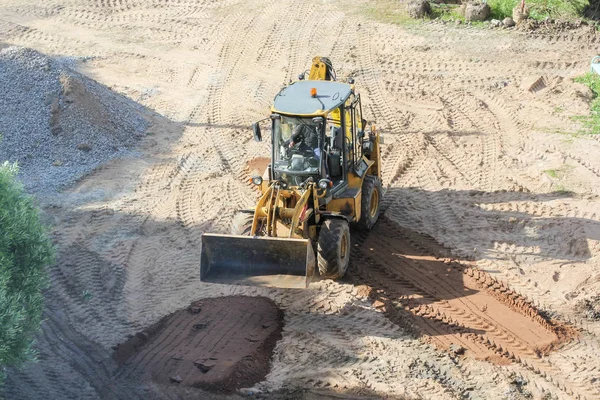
<box><xmin>0</xmin><ymin>46</ymin><xmax>148</xmax><ymax>196</ymax></box>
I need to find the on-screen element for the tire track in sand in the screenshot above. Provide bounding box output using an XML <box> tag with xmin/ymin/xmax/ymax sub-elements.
<box><xmin>350</xmin><ymin>217</ymin><xmax>600</xmax><ymax>399</ymax></box>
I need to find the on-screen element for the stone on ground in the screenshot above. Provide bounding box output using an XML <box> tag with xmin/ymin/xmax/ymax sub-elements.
<box><xmin>503</xmin><ymin>17</ymin><xmax>516</xmax><ymax>27</ymax></box>
<box><xmin>406</xmin><ymin>0</ymin><xmax>431</xmax><ymax>19</ymax></box>
<box><xmin>464</xmin><ymin>2</ymin><xmax>491</xmax><ymax>22</ymax></box>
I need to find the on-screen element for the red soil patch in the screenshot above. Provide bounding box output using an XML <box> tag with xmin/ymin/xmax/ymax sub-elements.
<box><xmin>113</xmin><ymin>296</ymin><xmax>283</xmax><ymax>393</ymax></box>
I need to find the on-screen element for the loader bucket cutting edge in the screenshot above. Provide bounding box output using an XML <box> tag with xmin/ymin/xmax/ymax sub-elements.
<box><xmin>200</xmin><ymin>233</ymin><xmax>316</xmax><ymax>289</ymax></box>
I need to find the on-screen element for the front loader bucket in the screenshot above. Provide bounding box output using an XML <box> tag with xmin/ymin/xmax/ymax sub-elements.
<box><xmin>200</xmin><ymin>234</ymin><xmax>316</xmax><ymax>289</ymax></box>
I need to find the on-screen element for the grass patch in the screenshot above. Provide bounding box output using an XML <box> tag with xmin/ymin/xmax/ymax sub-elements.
<box><xmin>573</xmin><ymin>73</ymin><xmax>600</xmax><ymax>134</ymax></box>
<box><xmin>544</xmin><ymin>168</ymin><xmax>559</xmax><ymax>178</ymax></box>
<box><xmin>361</xmin><ymin>0</ymin><xmax>419</xmax><ymax>25</ymax></box>
<box><xmin>543</xmin><ymin>164</ymin><xmax>574</xmax><ymax>179</ymax></box>
<box><xmin>429</xmin><ymin>3</ymin><xmax>464</xmax><ymax>20</ymax></box>
<box><xmin>487</xmin><ymin>0</ymin><xmax>589</xmax><ymax>20</ymax></box>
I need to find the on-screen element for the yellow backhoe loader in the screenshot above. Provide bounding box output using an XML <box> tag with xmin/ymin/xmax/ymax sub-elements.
<box><xmin>200</xmin><ymin>57</ymin><xmax>383</xmax><ymax>288</ymax></box>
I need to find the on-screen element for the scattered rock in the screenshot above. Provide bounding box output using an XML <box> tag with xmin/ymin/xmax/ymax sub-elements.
<box><xmin>169</xmin><ymin>375</ymin><xmax>182</xmax><ymax>384</ymax></box>
<box><xmin>355</xmin><ymin>284</ymin><xmax>372</xmax><ymax>298</ymax></box>
<box><xmin>490</xmin><ymin>19</ymin><xmax>502</xmax><ymax>28</ymax></box>
<box><xmin>503</xmin><ymin>17</ymin><xmax>515</xmax><ymax>27</ymax></box>
<box><xmin>372</xmin><ymin>300</ymin><xmax>386</xmax><ymax>309</ymax></box>
<box><xmin>455</xmin><ymin>19</ymin><xmax>462</xmax><ymax>25</ymax></box>
<box><xmin>76</xmin><ymin>143</ymin><xmax>92</xmax><ymax>152</ymax></box>
<box><xmin>188</xmin><ymin>302</ymin><xmax>202</xmax><ymax>314</ymax></box>
<box><xmin>449</xmin><ymin>344</ymin><xmax>466</xmax><ymax>355</ymax></box>
<box><xmin>194</xmin><ymin>362</ymin><xmax>212</xmax><ymax>374</ymax></box>
<box><xmin>464</xmin><ymin>2</ymin><xmax>490</xmax><ymax>22</ymax></box>
<box><xmin>519</xmin><ymin>19</ymin><xmax>539</xmax><ymax>31</ymax></box>
<box><xmin>406</xmin><ymin>0</ymin><xmax>431</xmax><ymax>19</ymax></box>
<box><xmin>576</xmin><ymin>296</ymin><xmax>600</xmax><ymax>320</ymax></box>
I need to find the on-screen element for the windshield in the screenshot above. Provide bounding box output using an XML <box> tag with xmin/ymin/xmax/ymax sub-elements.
<box><xmin>273</xmin><ymin>116</ymin><xmax>323</xmax><ymax>186</ymax></box>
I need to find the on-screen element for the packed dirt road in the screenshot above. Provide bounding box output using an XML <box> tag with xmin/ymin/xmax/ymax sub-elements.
<box><xmin>2</xmin><ymin>0</ymin><xmax>600</xmax><ymax>398</ymax></box>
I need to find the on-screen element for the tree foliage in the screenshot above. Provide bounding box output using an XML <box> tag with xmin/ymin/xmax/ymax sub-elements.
<box><xmin>0</xmin><ymin>162</ymin><xmax>53</xmax><ymax>371</ymax></box>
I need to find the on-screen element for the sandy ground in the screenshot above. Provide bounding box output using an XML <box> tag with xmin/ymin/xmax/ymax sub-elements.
<box><xmin>1</xmin><ymin>0</ymin><xmax>600</xmax><ymax>399</ymax></box>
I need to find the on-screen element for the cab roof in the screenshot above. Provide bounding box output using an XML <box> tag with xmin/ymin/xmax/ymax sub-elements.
<box><xmin>272</xmin><ymin>80</ymin><xmax>353</xmax><ymax>116</ymax></box>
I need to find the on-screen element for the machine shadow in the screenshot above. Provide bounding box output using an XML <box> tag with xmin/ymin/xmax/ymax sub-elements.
<box><xmin>382</xmin><ymin>186</ymin><xmax>600</xmax><ymax>261</ymax></box>
<box><xmin>344</xmin><ymin>186</ymin><xmax>598</xmax><ymax>342</ymax></box>
<box><xmin>346</xmin><ymin>216</ymin><xmax>488</xmax><ymax>339</ymax></box>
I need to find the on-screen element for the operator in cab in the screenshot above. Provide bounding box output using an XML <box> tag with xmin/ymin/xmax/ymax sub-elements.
<box><xmin>288</xmin><ymin>124</ymin><xmax>321</xmax><ymax>160</ymax></box>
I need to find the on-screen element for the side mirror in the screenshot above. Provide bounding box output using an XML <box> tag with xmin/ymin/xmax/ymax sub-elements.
<box><xmin>252</xmin><ymin>122</ymin><xmax>262</xmax><ymax>142</ymax></box>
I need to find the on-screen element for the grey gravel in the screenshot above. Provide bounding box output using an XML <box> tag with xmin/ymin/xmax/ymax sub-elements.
<box><xmin>0</xmin><ymin>46</ymin><xmax>148</xmax><ymax>197</ymax></box>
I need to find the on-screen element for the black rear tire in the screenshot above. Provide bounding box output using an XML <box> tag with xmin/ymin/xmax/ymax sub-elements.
<box><xmin>231</xmin><ymin>212</ymin><xmax>254</xmax><ymax>236</ymax></box>
<box><xmin>357</xmin><ymin>175</ymin><xmax>382</xmax><ymax>231</ymax></box>
<box><xmin>317</xmin><ymin>219</ymin><xmax>351</xmax><ymax>279</ymax></box>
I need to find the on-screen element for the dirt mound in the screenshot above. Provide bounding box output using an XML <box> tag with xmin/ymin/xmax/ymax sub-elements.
<box><xmin>406</xmin><ymin>0</ymin><xmax>431</xmax><ymax>19</ymax></box>
<box><xmin>464</xmin><ymin>2</ymin><xmax>490</xmax><ymax>22</ymax></box>
<box><xmin>113</xmin><ymin>296</ymin><xmax>283</xmax><ymax>393</ymax></box>
<box><xmin>0</xmin><ymin>46</ymin><xmax>148</xmax><ymax>196</ymax></box>
<box><xmin>517</xmin><ymin>18</ymin><xmax>598</xmax><ymax>34</ymax></box>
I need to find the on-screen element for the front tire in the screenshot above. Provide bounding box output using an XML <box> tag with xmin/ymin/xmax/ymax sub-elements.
<box><xmin>231</xmin><ymin>212</ymin><xmax>254</xmax><ymax>235</ymax></box>
<box><xmin>317</xmin><ymin>219</ymin><xmax>351</xmax><ymax>279</ymax></box>
<box><xmin>357</xmin><ymin>176</ymin><xmax>382</xmax><ymax>231</ymax></box>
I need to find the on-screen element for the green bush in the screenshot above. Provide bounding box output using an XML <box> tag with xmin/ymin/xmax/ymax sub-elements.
<box><xmin>0</xmin><ymin>162</ymin><xmax>53</xmax><ymax>374</ymax></box>
<box><xmin>488</xmin><ymin>0</ymin><xmax>589</xmax><ymax>20</ymax></box>
<box><xmin>573</xmin><ymin>73</ymin><xmax>600</xmax><ymax>134</ymax></box>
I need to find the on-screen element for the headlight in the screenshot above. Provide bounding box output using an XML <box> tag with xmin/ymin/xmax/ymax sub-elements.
<box><xmin>318</xmin><ymin>179</ymin><xmax>331</xmax><ymax>190</ymax></box>
<box><xmin>251</xmin><ymin>176</ymin><xmax>263</xmax><ymax>186</ymax></box>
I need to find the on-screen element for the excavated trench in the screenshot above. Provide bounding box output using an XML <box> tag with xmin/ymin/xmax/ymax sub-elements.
<box><xmin>112</xmin><ymin>296</ymin><xmax>283</xmax><ymax>393</ymax></box>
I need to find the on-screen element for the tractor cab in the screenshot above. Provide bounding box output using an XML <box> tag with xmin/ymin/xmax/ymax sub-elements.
<box><xmin>255</xmin><ymin>79</ymin><xmax>373</xmax><ymax>195</ymax></box>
